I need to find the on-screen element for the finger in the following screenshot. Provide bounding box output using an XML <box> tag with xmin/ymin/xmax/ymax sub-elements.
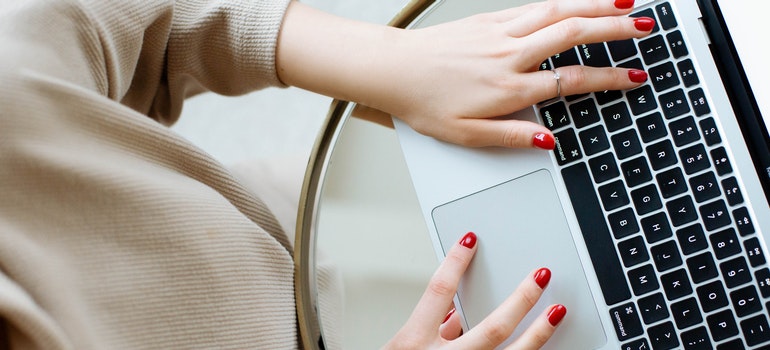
<box><xmin>457</xmin><ymin>268</ymin><xmax>552</xmax><ymax>349</ymax></box>
<box><xmin>505</xmin><ymin>304</ymin><xmax>567</xmax><ymax>350</ymax></box>
<box><xmin>504</xmin><ymin>0</ymin><xmax>636</xmax><ymax>37</ymax></box>
<box><xmin>442</xmin><ymin>118</ymin><xmax>554</xmax><ymax>149</ymax></box>
<box><xmin>406</xmin><ymin>232</ymin><xmax>478</xmax><ymax>330</ymax></box>
<box><xmin>439</xmin><ymin>308</ymin><xmax>463</xmax><ymax>340</ymax></box>
<box><xmin>516</xmin><ymin>16</ymin><xmax>655</xmax><ymax>66</ymax></box>
<box><xmin>524</xmin><ymin>66</ymin><xmax>648</xmax><ymax>104</ymax></box>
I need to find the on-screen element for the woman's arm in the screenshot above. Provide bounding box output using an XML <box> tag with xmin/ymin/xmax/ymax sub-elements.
<box><xmin>276</xmin><ymin>0</ymin><xmax>652</xmax><ymax>148</ymax></box>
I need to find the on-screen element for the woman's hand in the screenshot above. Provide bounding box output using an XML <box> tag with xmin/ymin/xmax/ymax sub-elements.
<box><xmin>383</xmin><ymin>232</ymin><xmax>565</xmax><ymax>349</ymax></box>
<box><xmin>277</xmin><ymin>0</ymin><xmax>652</xmax><ymax>149</ymax></box>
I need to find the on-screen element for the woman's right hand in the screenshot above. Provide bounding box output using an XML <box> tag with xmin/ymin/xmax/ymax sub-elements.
<box><xmin>383</xmin><ymin>232</ymin><xmax>565</xmax><ymax>349</ymax></box>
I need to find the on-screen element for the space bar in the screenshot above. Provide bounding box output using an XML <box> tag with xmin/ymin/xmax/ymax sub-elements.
<box><xmin>561</xmin><ymin>163</ymin><xmax>631</xmax><ymax>306</ymax></box>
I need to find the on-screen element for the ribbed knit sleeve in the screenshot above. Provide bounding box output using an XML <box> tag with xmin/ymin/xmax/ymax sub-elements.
<box><xmin>0</xmin><ymin>0</ymin><xmax>300</xmax><ymax>349</ymax></box>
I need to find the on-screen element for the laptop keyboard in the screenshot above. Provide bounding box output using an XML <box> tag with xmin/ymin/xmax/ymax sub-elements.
<box><xmin>537</xmin><ymin>2</ymin><xmax>768</xmax><ymax>349</ymax></box>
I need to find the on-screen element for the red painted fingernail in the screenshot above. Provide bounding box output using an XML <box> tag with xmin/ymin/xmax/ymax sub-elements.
<box><xmin>442</xmin><ymin>308</ymin><xmax>456</xmax><ymax>324</ymax></box>
<box><xmin>533</xmin><ymin>132</ymin><xmax>555</xmax><ymax>150</ymax></box>
<box><xmin>634</xmin><ymin>17</ymin><xmax>655</xmax><ymax>31</ymax></box>
<box><xmin>614</xmin><ymin>0</ymin><xmax>634</xmax><ymax>9</ymax></box>
<box><xmin>547</xmin><ymin>304</ymin><xmax>567</xmax><ymax>326</ymax></box>
<box><xmin>628</xmin><ymin>69</ymin><xmax>648</xmax><ymax>83</ymax></box>
<box><xmin>534</xmin><ymin>268</ymin><xmax>552</xmax><ymax>289</ymax></box>
<box><xmin>459</xmin><ymin>232</ymin><xmax>477</xmax><ymax>249</ymax></box>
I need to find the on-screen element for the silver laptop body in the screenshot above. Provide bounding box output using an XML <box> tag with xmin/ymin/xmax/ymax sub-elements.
<box><xmin>394</xmin><ymin>0</ymin><xmax>770</xmax><ymax>348</ymax></box>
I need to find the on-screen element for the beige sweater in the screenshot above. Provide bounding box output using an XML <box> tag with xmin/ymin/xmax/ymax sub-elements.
<box><xmin>0</xmin><ymin>0</ymin><xmax>302</xmax><ymax>348</ymax></box>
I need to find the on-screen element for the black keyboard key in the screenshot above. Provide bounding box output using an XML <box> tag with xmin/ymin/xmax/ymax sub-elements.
<box><xmin>578</xmin><ymin>43</ymin><xmax>612</xmax><ymax>67</ymax></box>
<box><xmin>618</xmin><ymin>57</ymin><xmax>645</xmax><ymax>71</ymax></box>
<box><xmin>631</xmin><ymin>9</ymin><xmax>660</xmax><ymax>33</ymax></box>
<box><xmin>601</xmin><ymin>101</ymin><xmax>633</xmax><ymax>132</ymax></box>
<box><xmin>733</xmin><ymin>206</ymin><xmax>756</xmax><ymax>236</ymax></box>
<box><xmin>588</xmin><ymin>152</ymin><xmax>620</xmax><ymax>184</ymax></box>
<box><xmin>680</xmin><ymin>144</ymin><xmax>710</xmax><ymax>175</ymax></box>
<box><xmin>676</xmin><ymin>223</ymin><xmax>708</xmax><ymax>255</ymax></box>
<box><xmin>700</xmin><ymin>199</ymin><xmax>731</xmax><ymax>231</ymax></box>
<box><xmin>722</xmin><ymin>176</ymin><xmax>743</xmax><ymax>206</ymax></box>
<box><xmin>608</xmin><ymin>39</ymin><xmax>638</xmax><ymax>62</ymax></box>
<box><xmin>579</xmin><ymin>125</ymin><xmax>609</xmax><ymax>156</ymax></box>
<box><xmin>655</xmin><ymin>2</ymin><xmax>678</xmax><ymax>30</ymax></box>
<box><xmin>538</xmin><ymin>59</ymin><xmax>551</xmax><ymax>71</ymax></box>
<box><xmin>699</xmin><ymin>117</ymin><xmax>721</xmax><ymax>146</ymax></box>
<box><xmin>651</xmin><ymin>240</ymin><xmax>682</xmax><ymax>272</ymax></box>
<box><xmin>642</xmin><ymin>212</ymin><xmax>673</xmax><ymax>243</ymax></box>
<box><xmin>613</xmin><ymin>130</ymin><xmax>643</xmax><ymax>161</ymax></box>
<box><xmin>646</xmin><ymin>140</ymin><xmax>677</xmax><ymax>171</ymax></box>
<box><xmin>598</xmin><ymin>180</ymin><xmax>630</xmax><ymax>211</ymax></box>
<box><xmin>622</xmin><ymin>338</ymin><xmax>650</xmax><ymax>350</ymax></box>
<box><xmin>610</xmin><ymin>302</ymin><xmax>644</xmax><ymax>341</ymax></box>
<box><xmin>689</xmin><ymin>171</ymin><xmax>720</xmax><ymax>203</ymax></box>
<box><xmin>681</xmin><ymin>326</ymin><xmax>711</xmax><ymax>350</ymax></box>
<box><xmin>649</xmin><ymin>61</ymin><xmax>680</xmax><ymax>92</ymax></box>
<box><xmin>619</xmin><ymin>235</ymin><xmax>649</xmax><ymax>267</ymax></box>
<box><xmin>627</xmin><ymin>85</ymin><xmax>658</xmax><ymax>115</ymax></box>
<box><xmin>689</xmin><ymin>88</ymin><xmax>711</xmax><ymax>116</ymax></box>
<box><xmin>638</xmin><ymin>292</ymin><xmax>669</xmax><ymax>324</ymax></box>
<box><xmin>562</xmin><ymin>163</ymin><xmax>631</xmax><ymax>305</ymax></box>
<box><xmin>570</xmin><ymin>98</ymin><xmax>601</xmax><ymax>129</ymax></box>
<box><xmin>687</xmin><ymin>251</ymin><xmax>719</xmax><ymax>284</ymax></box>
<box><xmin>741</xmin><ymin>314</ymin><xmax>770</xmax><ymax>346</ymax></box>
<box><xmin>711</xmin><ymin>147</ymin><xmax>733</xmax><ymax>176</ymax></box>
<box><xmin>667</xmin><ymin>30</ymin><xmax>688</xmax><ymax>58</ymax></box>
<box><xmin>697</xmin><ymin>280</ymin><xmax>729</xmax><ymax>312</ymax></box>
<box><xmin>661</xmin><ymin>268</ymin><xmax>693</xmax><ymax>300</ymax></box>
<box><xmin>745</xmin><ymin>237</ymin><xmax>766</xmax><ymax>267</ymax></box>
<box><xmin>648</xmin><ymin>321</ymin><xmax>679</xmax><ymax>350</ymax></box>
<box><xmin>716</xmin><ymin>339</ymin><xmax>745</xmax><ymax>350</ymax></box>
<box><xmin>671</xmin><ymin>297</ymin><xmax>702</xmax><ymax>330</ymax></box>
<box><xmin>609</xmin><ymin>207</ymin><xmax>640</xmax><ymax>239</ymax></box>
<box><xmin>720</xmin><ymin>256</ymin><xmax>751</xmax><ymax>288</ymax></box>
<box><xmin>659</xmin><ymin>89</ymin><xmax>690</xmax><ymax>119</ymax></box>
<box><xmin>657</xmin><ymin>168</ymin><xmax>687</xmax><ymax>198</ymax></box>
<box><xmin>678</xmin><ymin>59</ymin><xmax>700</xmax><ymax>87</ymax></box>
<box><xmin>731</xmin><ymin>285</ymin><xmax>762</xmax><ymax>317</ymax></box>
<box><xmin>707</xmin><ymin>309</ymin><xmax>739</xmax><ymax>342</ymax></box>
<box><xmin>637</xmin><ymin>112</ymin><xmax>668</xmax><ymax>143</ymax></box>
<box><xmin>639</xmin><ymin>34</ymin><xmax>669</xmax><ymax>65</ymax></box>
<box><xmin>551</xmin><ymin>47</ymin><xmax>580</xmax><ymax>68</ymax></box>
<box><xmin>666</xmin><ymin>195</ymin><xmax>697</xmax><ymax>227</ymax></box>
<box><xmin>632</xmin><ymin>184</ymin><xmax>662</xmax><ymax>216</ymax></box>
<box><xmin>541</xmin><ymin>101</ymin><xmax>570</xmax><ymax>130</ymax></box>
<box><xmin>621</xmin><ymin>156</ymin><xmax>651</xmax><ymax>188</ymax></box>
<box><xmin>628</xmin><ymin>264</ymin><xmax>660</xmax><ymax>296</ymax></box>
<box><xmin>710</xmin><ymin>228</ymin><xmax>742</xmax><ymax>260</ymax></box>
<box><xmin>553</xmin><ymin>129</ymin><xmax>582</xmax><ymax>165</ymax></box>
<box><xmin>595</xmin><ymin>89</ymin><xmax>623</xmax><ymax>105</ymax></box>
<box><xmin>670</xmin><ymin>115</ymin><xmax>700</xmax><ymax>147</ymax></box>
<box><xmin>756</xmin><ymin>268</ymin><xmax>770</xmax><ymax>298</ymax></box>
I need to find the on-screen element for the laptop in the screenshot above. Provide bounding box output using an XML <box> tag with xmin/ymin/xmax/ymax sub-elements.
<box><xmin>393</xmin><ymin>0</ymin><xmax>770</xmax><ymax>349</ymax></box>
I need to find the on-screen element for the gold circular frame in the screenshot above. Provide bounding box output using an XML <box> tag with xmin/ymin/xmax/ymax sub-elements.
<box><xmin>293</xmin><ymin>1</ymin><xmax>438</xmax><ymax>348</ymax></box>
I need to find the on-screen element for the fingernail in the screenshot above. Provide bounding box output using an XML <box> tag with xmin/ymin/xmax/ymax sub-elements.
<box><xmin>634</xmin><ymin>17</ymin><xmax>655</xmax><ymax>31</ymax></box>
<box><xmin>547</xmin><ymin>304</ymin><xmax>567</xmax><ymax>326</ymax></box>
<box><xmin>459</xmin><ymin>232</ymin><xmax>477</xmax><ymax>249</ymax></box>
<box><xmin>628</xmin><ymin>69</ymin><xmax>648</xmax><ymax>83</ymax></box>
<box><xmin>534</xmin><ymin>267</ymin><xmax>552</xmax><ymax>289</ymax></box>
<box><xmin>442</xmin><ymin>308</ymin><xmax>456</xmax><ymax>324</ymax></box>
<box><xmin>533</xmin><ymin>132</ymin><xmax>555</xmax><ymax>150</ymax></box>
<box><xmin>614</xmin><ymin>0</ymin><xmax>634</xmax><ymax>9</ymax></box>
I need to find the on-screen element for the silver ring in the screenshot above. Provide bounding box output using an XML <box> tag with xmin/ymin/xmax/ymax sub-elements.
<box><xmin>551</xmin><ymin>68</ymin><xmax>561</xmax><ymax>99</ymax></box>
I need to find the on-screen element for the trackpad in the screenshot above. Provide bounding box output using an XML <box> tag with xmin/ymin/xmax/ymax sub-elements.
<box><xmin>432</xmin><ymin>169</ymin><xmax>606</xmax><ymax>349</ymax></box>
